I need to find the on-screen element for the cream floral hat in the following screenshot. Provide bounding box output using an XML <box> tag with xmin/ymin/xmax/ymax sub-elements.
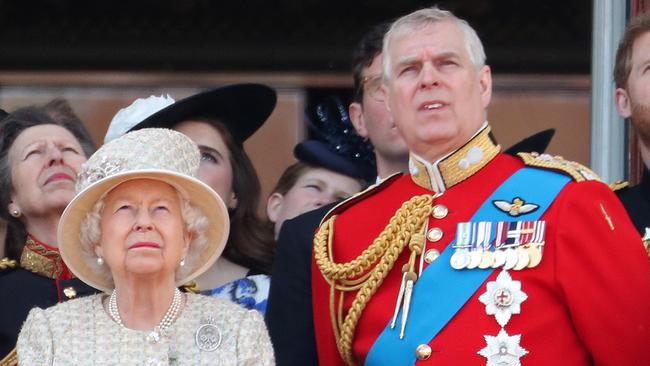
<box><xmin>59</xmin><ymin>128</ymin><xmax>229</xmax><ymax>292</ymax></box>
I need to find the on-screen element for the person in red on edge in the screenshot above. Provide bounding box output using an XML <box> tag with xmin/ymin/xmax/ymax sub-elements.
<box><xmin>311</xmin><ymin>7</ymin><xmax>650</xmax><ymax>366</ymax></box>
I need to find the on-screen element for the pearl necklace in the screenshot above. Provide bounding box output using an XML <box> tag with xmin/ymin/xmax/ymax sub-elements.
<box><xmin>109</xmin><ymin>288</ymin><xmax>183</xmax><ymax>342</ymax></box>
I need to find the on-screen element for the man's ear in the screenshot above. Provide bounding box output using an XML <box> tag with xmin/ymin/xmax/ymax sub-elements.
<box><xmin>479</xmin><ymin>65</ymin><xmax>493</xmax><ymax>108</ymax></box>
<box><xmin>349</xmin><ymin>102</ymin><xmax>369</xmax><ymax>138</ymax></box>
<box><xmin>615</xmin><ymin>88</ymin><xmax>632</xmax><ymax>119</ymax></box>
<box><xmin>266</xmin><ymin>193</ymin><xmax>285</xmax><ymax>223</ymax></box>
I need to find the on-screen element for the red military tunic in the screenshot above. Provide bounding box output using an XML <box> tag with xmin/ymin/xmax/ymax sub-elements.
<box><xmin>312</xmin><ymin>126</ymin><xmax>650</xmax><ymax>365</ymax></box>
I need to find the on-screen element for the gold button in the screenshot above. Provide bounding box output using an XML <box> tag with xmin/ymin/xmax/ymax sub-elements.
<box><xmin>427</xmin><ymin>227</ymin><xmax>443</xmax><ymax>242</ymax></box>
<box><xmin>432</xmin><ymin>204</ymin><xmax>448</xmax><ymax>219</ymax></box>
<box><xmin>63</xmin><ymin>286</ymin><xmax>77</xmax><ymax>299</ymax></box>
<box><xmin>424</xmin><ymin>249</ymin><xmax>440</xmax><ymax>264</ymax></box>
<box><xmin>415</xmin><ymin>344</ymin><xmax>432</xmax><ymax>360</ymax></box>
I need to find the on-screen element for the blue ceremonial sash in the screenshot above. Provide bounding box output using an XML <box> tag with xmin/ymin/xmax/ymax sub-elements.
<box><xmin>364</xmin><ymin>167</ymin><xmax>570</xmax><ymax>366</ymax></box>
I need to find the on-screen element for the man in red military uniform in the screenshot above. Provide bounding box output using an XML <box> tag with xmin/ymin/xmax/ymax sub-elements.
<box><xmin>311</xmin><ymin>7</ymin><xmax>650</xmax><ymax>366</ymax></box>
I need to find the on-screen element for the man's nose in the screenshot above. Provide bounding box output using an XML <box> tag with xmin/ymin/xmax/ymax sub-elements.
<box><xmin>420</xmin><ymin>63</ymin><xmax>440</xmax><ymax>88</ymax></box>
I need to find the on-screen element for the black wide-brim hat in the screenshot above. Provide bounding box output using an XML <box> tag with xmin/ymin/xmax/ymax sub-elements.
<box><xmin>129</xmin><ymin>83</ymin><xmax>276</xmax><ymax>144</ymax></box>
<box><xmin>294</xmin><ymin>140</ymin><xmax>376</xmax><ymax>182</ymax></box>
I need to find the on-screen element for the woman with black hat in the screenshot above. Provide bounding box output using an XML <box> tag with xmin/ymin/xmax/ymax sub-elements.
<box><xmin>104</xmin><ymin>84</ymin><xmax>275</xmax><ymax>312</ymax></box>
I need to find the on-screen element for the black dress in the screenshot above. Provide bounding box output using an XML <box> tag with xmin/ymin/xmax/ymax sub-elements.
<box><xmin>0</xmin><ymin>236</ymin><xmax>98</xmax><ymax>365</ymax></box>
<box><xmin>265</xmin><ymin>204</ymin><xmax>335</xmax><ymax>366</ymax></box>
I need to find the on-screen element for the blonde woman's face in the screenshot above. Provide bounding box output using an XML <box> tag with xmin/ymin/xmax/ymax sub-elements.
<box><xmin>97</xmin><ymin>179</ymin><xmax>190</xmax><ymax>283</ymax></box>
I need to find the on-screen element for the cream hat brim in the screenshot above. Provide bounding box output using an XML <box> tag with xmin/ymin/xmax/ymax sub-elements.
<box><xmin>58</xmin><ymin>169</ymin><xmax>229</xmax><ymax>293</ymax></box>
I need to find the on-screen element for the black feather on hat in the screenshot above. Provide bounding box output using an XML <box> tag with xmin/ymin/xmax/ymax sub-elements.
<box><xmin>294</xmin><ymin>95</ymin><xmax>376</xmax><ymax>182</ymax></box>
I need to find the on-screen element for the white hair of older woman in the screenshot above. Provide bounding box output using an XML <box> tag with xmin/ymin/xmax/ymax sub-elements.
<box><xmin>382</xmin><ymin>7</ymin><xmax>487</xmax><ymax>79</ymax></box>
<box><xmin>79</xmin><ymin>189</ymin><xmax>209</xmax><ymax>288</ymax></box>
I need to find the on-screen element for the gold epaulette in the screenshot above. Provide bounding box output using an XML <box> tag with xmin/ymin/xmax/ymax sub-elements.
<box><xmin>0</xmin><ymin>347</ymin><xmax>17</xmax><ymax>366</ymax></box>
<box><xmin>180</xmin><ymin>281</ymin><xmax>200</xmax><ymax>294</ymax></box>
<box><xmin>320</xmin><ymin>172</ymin><xmax>402</xmax><ymax>226</ymax></box>
<box><xmin>0</xmin><ymin>258</ymin><xmax>17</xmax><ymax>271</ymax></box>
<box><xmin>517</xmin><ymin>152</ymin><xmax>602</xmax><ymax>182</ymax></box>
<box><xmin>609</xmin><ymin>180</ymin><xmax>629</xmax><ymax>192</ymax></box>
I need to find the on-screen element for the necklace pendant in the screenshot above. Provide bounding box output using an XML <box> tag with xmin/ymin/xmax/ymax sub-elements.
<box><xmin>148</xmin><ymin>328</ymin><xmax>162</xmax><ymax>343</ymax></box>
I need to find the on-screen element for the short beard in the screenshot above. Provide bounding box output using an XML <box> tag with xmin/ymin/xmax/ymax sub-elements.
<box><xmin>631</xmin><ymin>102</ymin><xmax>650</xmax><ymax>147</ymax></box>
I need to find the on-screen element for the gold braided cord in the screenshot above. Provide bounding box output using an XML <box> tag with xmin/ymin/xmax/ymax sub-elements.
<box><xmin>314</xmin><ymin>194</ymin><xmax>434</xmax><ymax>365</ymax></box>
<box><xmin>315</xmin><ymin>195</ymin><xmax>433</xmax><ymax>280</ymax></box>
<box><xmin>0</xmin><ymin>347</ymin><xmax>17</xmax><ymax>366</ymax></box>
<box><xmin>0</xmin><ymin>258</ymin><xmax>17</xmax><ymax>270</ymax></box>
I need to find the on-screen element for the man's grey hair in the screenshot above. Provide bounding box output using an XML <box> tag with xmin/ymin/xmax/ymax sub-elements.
<box><xmin>382</xmin><ymin>7</ymin><xmax>486</xmax><ymax>79</ymax></box>
<box><xmin>79</xmin><ymin>189</ymin><xmax>209</xmax><ymax>287</ymax></box>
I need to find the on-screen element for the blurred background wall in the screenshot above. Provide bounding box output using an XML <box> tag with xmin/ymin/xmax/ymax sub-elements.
<box><xmin>0</xmin><ymin>0</ymin><xmax>592</xmax><ymax>202</ymax></box>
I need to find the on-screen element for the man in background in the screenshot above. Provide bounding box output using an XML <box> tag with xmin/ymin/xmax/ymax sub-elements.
<box><xmin>614</xmin><ymin>11</ymin><xmax>650</xmax><ymax>257</ymax></box>
<box><xmin>265</xmin><ymin>22</ymin><xmax>410</xmax><ymax>366</ymax></box>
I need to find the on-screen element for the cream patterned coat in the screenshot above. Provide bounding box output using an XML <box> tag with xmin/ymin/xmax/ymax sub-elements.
<box><xmin>17</xmin><ymin>293</ymin><xmax>274</xmax><ymax>365</ymax></box>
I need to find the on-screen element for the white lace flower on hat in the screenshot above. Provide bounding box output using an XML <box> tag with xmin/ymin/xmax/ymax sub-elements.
<box><xmin>478</xmin><ymin>270</ymin><xmax>527</xmax><ymax>327</ymax></box>
<box><xmin>104</xmin><ymin>94</ymin><xmax>175</xmax><ymax>143</ymax></box>
<box><xmin>478</xmin><ymin>328</ymin><xmax>528</xmax><ymax>366</ymax></box>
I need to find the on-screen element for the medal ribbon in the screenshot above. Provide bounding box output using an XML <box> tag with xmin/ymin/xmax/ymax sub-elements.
<box><xmin>364</xmin><ymin>167</ymin><xmax>570</xmax><ymax>366</ymax></box>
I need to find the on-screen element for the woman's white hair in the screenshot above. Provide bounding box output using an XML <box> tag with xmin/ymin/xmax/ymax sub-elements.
<box><xmin>382</xmin><ymin>7</ymin><xmax>486</xmax><ymax>79</ymax></box>
<box><xmin>79</xmin><ymin>189</ymin><xmax>209</xmax><ymax>288</ymax></box>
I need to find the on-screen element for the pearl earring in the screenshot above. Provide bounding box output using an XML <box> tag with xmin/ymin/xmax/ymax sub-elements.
<box><xmin>96</xmin><ymin>257</ymin><xmax>104</xmax><ymax>265</ymax></box>
<box><xmin>10</xmin><ymin>209</ymin><xmax>20</xmax><ymax>218</ymax></box>
<box><xmin>179</xmin><ymin>258</ymin><xmax>185</xmax><ymax>267</ymax></box>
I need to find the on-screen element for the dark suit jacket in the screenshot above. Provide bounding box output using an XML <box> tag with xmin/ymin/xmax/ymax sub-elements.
<box><xmin>265</xmin><ymin>203</ymin><xmax>336</xmax><ymax>366</ymax></box>
<box><xmin>616</xmin><ymin>168</ymin><xmax>650</xmax><ymax>235</ymax></box>
<box><xmin>0</xmin><ymin>267</ymin><xmax>98</xmax><ymax>359</ymax></box>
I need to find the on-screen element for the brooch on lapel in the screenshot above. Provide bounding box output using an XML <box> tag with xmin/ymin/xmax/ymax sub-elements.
<box><xmin>195</xmin><ymin>316</ymin><xmax>222</xmax><ymax>352</ymax></box>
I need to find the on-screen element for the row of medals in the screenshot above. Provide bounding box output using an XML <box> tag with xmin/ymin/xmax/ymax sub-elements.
<box><xmin>449</xmin><ymin>220</ymin><xmax>545</xmax><ymax>271</ymax></box>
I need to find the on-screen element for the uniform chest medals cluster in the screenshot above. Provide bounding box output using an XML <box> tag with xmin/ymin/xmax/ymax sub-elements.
<box><xmin>450</xmin><ymin>217</ymin><xmax>541</xmax><ymax>365</ymax></box>
<box><xmin>450</xmin><ymin>219</ymin><xmax>545</xmax><ymax>271</ymax></box>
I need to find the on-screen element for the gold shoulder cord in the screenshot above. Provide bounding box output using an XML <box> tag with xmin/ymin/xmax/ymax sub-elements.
<box><xmin>0</xmin><ymin>348</ymin><xmax>17</xmax><ymax>366</ymax></box>
<box><xmin>314</xmin><ymin>194</ymin><xmax>434</xmax><ymax>365</ymax></box>
<box><xmin>0</xmin><ymin>258</ymin><xmax>17</xmax><ymax>270</ymax></box>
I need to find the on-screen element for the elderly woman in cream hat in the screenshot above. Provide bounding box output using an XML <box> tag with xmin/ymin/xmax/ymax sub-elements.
<box><xmin>16</xmin><ymin>128</ymin><xmax>274</xmax><ymax>365</ymax></box>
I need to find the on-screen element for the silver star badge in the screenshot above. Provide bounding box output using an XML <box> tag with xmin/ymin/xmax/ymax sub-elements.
<box><xmin>478</xmin><ymin>328</ymin><xmax>528</xmax><ymax>366</ymax></box>
<box><xmin>479</xmin><ymin>270</ymin><xmax>528</xmax><ymax>327</ymax></box>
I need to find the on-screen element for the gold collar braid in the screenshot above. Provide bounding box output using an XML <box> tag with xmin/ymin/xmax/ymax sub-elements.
<box><xmin>20</xmin><ymin>236</ymin><xmax>65</xmax><ymax>280</ymax></box>
<box><xmin>410</xmin><ymin>124</ymin><xmax>500</xmax><ymax>193</ymax></box>
<box><xmin>314</xmin><ymin>194</ymin><xmax>435</xmax><ymax>365</ymax></box>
